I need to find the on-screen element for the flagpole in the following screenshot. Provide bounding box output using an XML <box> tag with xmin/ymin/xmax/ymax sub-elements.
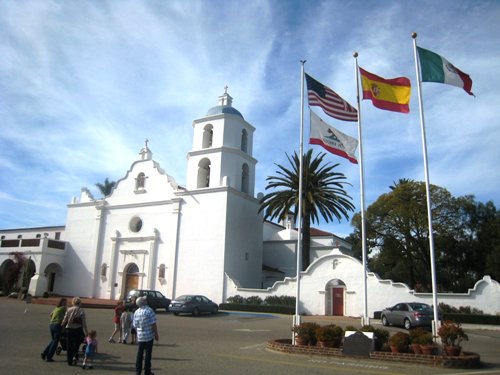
<box><xmin>293</xmin><ymin>60</ymin><xmax>306</xmax><ymax>343</ymax></box>
<box><xmin>353</xmin><ymin>52</ymin><xmax>369</xmax><ymax>326</ymax></box>
<box><xmin>412</xmin><ymin>32</ymin><xmax>440</xmax><ymax>337</ymax></box>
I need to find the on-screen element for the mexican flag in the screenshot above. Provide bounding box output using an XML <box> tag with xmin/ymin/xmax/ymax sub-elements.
<box><xmin>417</xmin><ymin>46</ymin><xmax>474</xmax><ymax>96</ymax></box>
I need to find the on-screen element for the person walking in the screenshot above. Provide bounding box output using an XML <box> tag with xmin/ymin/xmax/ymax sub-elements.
<box><xmin>82</xmin><ymin>329</ymin><xmax>98</xmax><ymax>369</ymax></box>
<box><xmin>120</xmin><ymin>307</ymin><xmax>133</xmax><ymax>344</ymax></box>
<box><xmin>41</xmin><ymin>297</ymin><xmax>67</xmax><ymax>362</ymax></box>
<box><xmin>108</xmin><ymin>301</ymin><xmax>125</xmax><ymax>343</ymax></box>
<box><xmin>133</xmin><ymin>297</ymin><xmax>159</xmax><ymax>375</ymax></box>
<box><xmin>61</xmin><ymin>297</ymin><xmax>88</xmax><ymax>366</ymax></box>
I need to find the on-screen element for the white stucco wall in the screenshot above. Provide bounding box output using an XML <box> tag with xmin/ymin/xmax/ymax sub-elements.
<box><xmin>226</xmin><ymin>250</ymin><xmax>500</xmax><ymax>316</ymax></box>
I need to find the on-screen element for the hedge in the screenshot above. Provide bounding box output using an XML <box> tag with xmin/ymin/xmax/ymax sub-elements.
<box><xmin>219</xmin><ymin>303</ymin><xmax>295</xmax><ymax>315</ymax></box>
<box><xmin>442</xmin><ymin>313</ymin><xmax>500</xmax><ymax>325</ymax></box>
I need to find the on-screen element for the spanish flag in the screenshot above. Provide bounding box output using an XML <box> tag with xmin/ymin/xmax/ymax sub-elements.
<box><xmin>359</xmin><ymin>67</ymin><xmax>411</xmax><ymax>113</ymax></box>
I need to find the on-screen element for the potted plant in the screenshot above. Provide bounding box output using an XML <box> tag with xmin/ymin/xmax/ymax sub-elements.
<box><xmin>360</xmin><ymin>325</ymin><xmax>389</xmax><ymax>352</ymax></box>
<box><xmin>292</xmin><ymin>322</ymin><xmax>319</xmax><ymax>346</ymax></box>
<box><xmin>413</xmin><ymin>332</ymin><xmax>436</xmax><ymax>355</ymax></box>
<box><xmin>438</xmin><ymin>320</ymin><xmax>468</xmax><ymax>356</ymax></box>
<box><xmin>315</xmin><ymin>324</ymin><xmax>343</xmax><ymax>348</ymax></box>
<box><xmin>409</xmin><ymin>327</ymin><xmax>429</xmax><ymax>354</ymax></box>
<box><xmin>388</xmin><ymin>332</ymin><xmax>410</xmax><ymax>353</ymax></box>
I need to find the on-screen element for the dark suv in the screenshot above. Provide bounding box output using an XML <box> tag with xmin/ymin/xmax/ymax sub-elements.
<box><xmin>125</xmin><ymin>289</ymin><xmax>171</xmax><ymax>312</ymax></box>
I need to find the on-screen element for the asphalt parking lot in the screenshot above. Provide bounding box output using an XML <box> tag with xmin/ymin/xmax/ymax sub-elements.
<box><xmin>1</xmin><ymin>298</ymin><xmax>500</xmax><ymax>375</ymax></box>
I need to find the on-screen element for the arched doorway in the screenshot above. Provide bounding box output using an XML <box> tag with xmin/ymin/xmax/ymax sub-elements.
<box><xmin>326</xmin><ymin>279</ymin><xmax>346</xmax><ymax>316</ymax></box>
<box><xmin>0</xmin><ymin>259</ymin><xmax>16</xmax><ymax>293</ymax></box>
<box><xmin>124</xmin><ymin>263</ymin><xmax>140</xmax><ymax>296</ymax></box>
<box><xmin>44</xmin><ymin>263</ymin><xmax>63</xmax><ymax>294</ymax></box>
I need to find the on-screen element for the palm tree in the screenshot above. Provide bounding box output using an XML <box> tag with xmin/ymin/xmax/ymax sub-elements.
<box><xmin>389</xmin><ymin>178</ymin><xmax>414</xmax><ymax>190</ymax></box>
<box><xmin>95</xmin><ymin>178</ymin><xmax>116</xmax><ymax>197</ymax></box>
<box><xmin>259</xmin><ymin>149</ymin><xmax>355</xmax><ymax>270</ymax></box>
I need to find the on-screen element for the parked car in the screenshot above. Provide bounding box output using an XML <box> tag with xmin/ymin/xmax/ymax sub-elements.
<box><xmin>381</xmin><ymin>302</ymin><xmax>435</xmax><ymax>330</ymax></box>
<box><xmin>125</xmin><ymin>289</ymin><xmax>171</xmax><ymax>312</ymax></box>
<box><xmin>169</xmin><ymin>295</ymin><xmax>218</xmax><ymax>316</ymax></box>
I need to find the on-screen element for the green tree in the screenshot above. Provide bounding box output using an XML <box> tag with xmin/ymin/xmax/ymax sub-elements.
<box><xmin>350</xmin><ymin>180</ymin><xmax>500</xmax><ymax>292</ymax></box>
<box><xmin>259</xmin><ymin>150</ymin><xmax>354</xmax><ymax>270</ymax></box>
<box><xmin>95</xmin><ymin>178</ymin><xmax>116</xmax><ymax>197</ymax></box>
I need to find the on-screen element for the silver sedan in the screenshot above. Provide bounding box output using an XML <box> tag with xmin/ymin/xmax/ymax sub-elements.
<box><xmin>381</xmin><ymin>302</ymin><xmax>434</xmax><ymax>330</ymax></box>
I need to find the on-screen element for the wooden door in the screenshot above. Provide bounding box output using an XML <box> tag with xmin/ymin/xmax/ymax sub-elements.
<box><xmin>332</xmin><ymin>287</ymin><xmax>344</xmax><ymax>316</ymax></box>
<box><xmin>125</xmin><ymin>274</ymin><xmax>139</xmax><ymax>295</ymax></box>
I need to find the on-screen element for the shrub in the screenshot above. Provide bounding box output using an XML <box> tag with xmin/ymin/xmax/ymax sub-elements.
<box><xmin>360</xmin><ymin>325</ymin><xmax>374</xmax><ymax>332</ymax></box>
<box><xmin>373</xmin><ymin>328</ymin><xmax>390</xmax><ymax>351</ymax></box>
<box><xmin>227</xmin><ymin>295</ymin><xmax>245</xmax><ymax>304</ymax></box>
<box><xmin>439</xmin><ymin>302</ymin><xmax>484</xmax><ymax>315</ymax></box>
<box><xmin>438</xmin><ymin>320</ymin><xmax>468</xmax><ymax>347</ymax></box>
<box><xmin>345</xmin><ymin>325</ymin><xmax>358</xmax><ymax>332</ymax></box>
<box><xmin>409</xmin><ymin>327</ymin><xmax>429</xmax><ymax>343</ymax></box>
<box><xmin>315</xmin><ymin>324</ymin><xmax>343</xmax><ymax>343</ymax></box>
<box><xmin>264</xmin><ymin>295</ymin><xmax>295</xmax><ymax>307</ymax></box>
<box><xmin>245</xmin><ymin>296</ymin><xmax>263</xmax><ymax>305</ymax></box>
<box><xmin>292</xmin><ymin>322</ymin><xmax>320</xmax><ymax>344</ymax></box>
<box><xmin>389</xmin><ymin>332</ymin><xmax>410</xmax><ymax>352</ymax></box>
<box><xmin>412</xmin><ymin>332</ymin><xmax>433</xmax><ymax>345</ymax></box>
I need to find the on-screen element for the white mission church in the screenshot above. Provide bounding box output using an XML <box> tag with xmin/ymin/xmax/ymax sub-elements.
<box><xmin>1</xmin><ymin>90</ymin><xmax>499</xmax><ymax>317</ymax></box>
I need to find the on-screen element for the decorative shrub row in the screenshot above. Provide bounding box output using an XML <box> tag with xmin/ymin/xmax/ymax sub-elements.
<box><xmin>226</xmin><ymin>295</ymin><xmax>295</xmax><ymax>307</ymax></box>
<box><xmin>442</xmin><ymin>313</ymin><xmax>500</xmax><ymax>325</ymax></box>
<box><xmin>219</xmin><ymin>303</ymin><xmax>295</xmax><ymax>315</ymax></box>
<box><xmin>439</xmin><ymin>303</ymin><xmax>484</xmax><ymax>315</ymax></box>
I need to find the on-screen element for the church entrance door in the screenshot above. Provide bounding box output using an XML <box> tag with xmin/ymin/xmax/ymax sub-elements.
<box><xmin>124</xmin><ymin>263</ymin><xmax>139</xmax><ymax>295</ymax></box>
<box><xmin>331</xmin><ymin>287</ymin><xmax>344</xmax><ymax>316</ymax></box>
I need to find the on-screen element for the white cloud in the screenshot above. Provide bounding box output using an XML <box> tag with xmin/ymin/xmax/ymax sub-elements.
<box><xmin>0</xmin><ymin>0</ymin><xmax>499</xmax><ymax>234</ymax></box>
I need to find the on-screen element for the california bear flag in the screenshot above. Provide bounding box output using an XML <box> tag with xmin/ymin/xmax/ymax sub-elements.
<box><xmin>309</xmin><ymin>110</ymin><xmax>358</xmax><ymax>164</ymax></box>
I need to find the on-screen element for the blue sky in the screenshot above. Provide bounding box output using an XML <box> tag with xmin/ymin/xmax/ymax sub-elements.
<box><xmin>1</xmin><ymin>0</ymin><xmax>499</xmax><ymax>238</ymax></box>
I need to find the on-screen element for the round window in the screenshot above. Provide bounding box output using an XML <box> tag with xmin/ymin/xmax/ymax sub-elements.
<box><xmin>129</xmin><ymin>217</ymin><xmax>143</xmax><ymax>233</ymax></box>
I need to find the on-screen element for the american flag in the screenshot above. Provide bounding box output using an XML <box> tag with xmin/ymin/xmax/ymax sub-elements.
<box><xmin>305</xmin><ymin>73</ymin><xmax>358</xmax><ymax>122</ymax></box>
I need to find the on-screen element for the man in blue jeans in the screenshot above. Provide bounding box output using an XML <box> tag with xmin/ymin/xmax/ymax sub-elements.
<box><xmin>133</xmin><ymin>297</ymin><xmax>159</xmax><ymax>375</ymax></box>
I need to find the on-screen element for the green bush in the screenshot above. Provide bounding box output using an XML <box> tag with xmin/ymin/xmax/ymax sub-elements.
<box><xmin>245</xmin><ymin>296</ymin><xmax>263</xmax><ymax>305</ymax></box>
<box><xmin>439</xmin><ymin>302</ymin><xmax>484</xmax><ymax>315</ymax></box>
<box><xmin>409</xmin><ymin>327</ymin><xmax>429</xmax><ymax>343</ymax></box>
<box><xmin>264</xmin><ymin>295</ymin><xmax>296</xmax><ymax>307</ymax></box>
<box><xmin>227</xmin><ymin>295</ymin><xmax>245</xmax><ymax>304</ymax></box>
<box><xmin>315</xmin><ymin>324</ymin><xmax>343</xmax><ymax>346</ymax></box>
<box><xmin>219</xmin><ymin>303</ymin><xmax>295</xmax><ymax>314</ymax></box>
<box><xmin>442</xmin><ymin>312</ymin><xmax>500</xmax><ymax>325</ymax></box>
<box><xmin>345</xmin><ymin>325</ymin><xmax>358</xmax><ymax>332</ymax></box>
<box><xmin>292</xmin><ymin>322</ymin><xmax>320</xmax><ymax>344</ymax></box>
<box><xmin>389</xmin><ymin>332</ymin><xmax>410</xmax><ymax>352</ymax></box>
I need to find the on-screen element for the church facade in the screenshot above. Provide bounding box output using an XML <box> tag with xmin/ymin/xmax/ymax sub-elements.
<box><xmin>1</xmin><ymin>91</ymin><xmax>499</xmax><ymax>317</ymax></box>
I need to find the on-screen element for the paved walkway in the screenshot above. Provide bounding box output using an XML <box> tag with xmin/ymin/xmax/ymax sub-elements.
<box><xmin>30</xmin><ymin>296</ymin><xmax>500</xmax><ymax>331</ymax></box>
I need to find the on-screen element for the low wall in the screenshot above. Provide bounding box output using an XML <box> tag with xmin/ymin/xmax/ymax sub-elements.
<box><xmin>266</xmin><ymin>339</ymin><xmax>481</xmax><ymax>369</ymax></box>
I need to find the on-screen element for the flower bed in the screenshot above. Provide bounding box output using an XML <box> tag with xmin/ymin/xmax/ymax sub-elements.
<box><xmin>266</xmin><ymin>339</ymin><xmax>481</xmax><ymax>369</ymax></box>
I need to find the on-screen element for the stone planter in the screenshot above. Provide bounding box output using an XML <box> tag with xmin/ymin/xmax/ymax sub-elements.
<box><xmin>411</xmin><ymin>343</ymin><xmax>422</xmax><ymax>354</ymax></box>
<box><xmin>420</xmin><ymin>344</ymin><xmax>437</xmax><ymax>355</ymax></box>
<box><xmin>444</xmin><ymin>345</ymin><xmax>461</xmax><ymax>356</ymax></box>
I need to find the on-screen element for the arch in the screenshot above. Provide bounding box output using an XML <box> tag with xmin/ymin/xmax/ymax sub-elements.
<box><xmin>241</xmin><ymin>163</ymin><xmax>249</xmax><ymax>194</ymax></box>
<box><xmin>325</xmin><ymin>279</ymin><xmax>346</xmax><ymax>316</ymax></box>
<box><xmin>0</xmin><ymin>259</ymin><xmax>15</xmax><ymax>293</ymax></box>
<box><xmin>43</xmin><ymin>262</ymin><xmax>63</xmax><ymax>294</ymax></box>
<box><xmin>158</xmin><ymin>264</ymin><xmax>166</xmax><ymax>280</ymax></box>
<box><xmin>202</xmin><ymin>124</ymin><xmax>213</xmax><ymax>149</ymax></box>
<box><xmin>241</xmin><ymin>129</ymin><xmax>248</xmax><ymax>152</ymax></box>
<box><xmin>197</xmin><ymin>158</ymin><xmax>211</xmax><ymax>188</ymax></box>
<box><xmin>135</xmin><ymin>172</ymin><xmax>146</xmax><ymax>190</ymax></box>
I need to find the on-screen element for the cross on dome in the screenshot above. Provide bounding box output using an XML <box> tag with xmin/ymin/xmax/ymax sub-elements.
<box><xmin>218</xmin><ymin>86</ymin><xmax>233</xmax><ymax>107</ymax></box>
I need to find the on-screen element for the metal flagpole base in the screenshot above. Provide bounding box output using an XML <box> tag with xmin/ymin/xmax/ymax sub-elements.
<box><xmin>292</xmin><ymin>315</ymin><xmax>302</xmax><ymax>345</ymax></box>
<box><xmin>361</xmin><ymin>316</ymin><xmax>370</xmax><ymax>327</ymax></box>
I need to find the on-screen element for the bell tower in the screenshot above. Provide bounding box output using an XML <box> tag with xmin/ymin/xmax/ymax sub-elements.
<box><xmin>186</xmin><ymin>88</ymin><xmax>257</xmax><ymax>196</ymax></box>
